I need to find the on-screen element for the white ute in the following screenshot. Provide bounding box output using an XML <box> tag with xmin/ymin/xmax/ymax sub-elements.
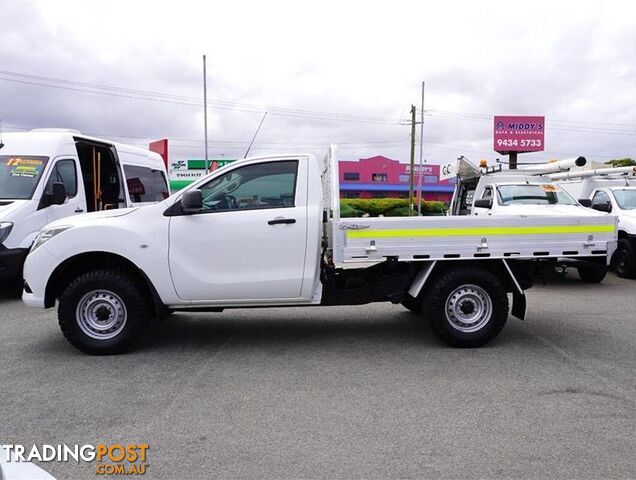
<box><xmin>0</xmin><ymin>129</ymin><xmax>169</xmax><ymax>290</ymax></box>
<box><xmin>449</xmin><ymin>156</ymin><xmax>610</xmax><ymax>283</ymax></box>
<box><xmin>554</xmin><ymin>166</ymin><xmax>636</xmax><ymax>278</ymax></box>
<box><xmin>22</xmin><ymin>147</ymin><xmax>617</xmax><ymax>354</ymax></box>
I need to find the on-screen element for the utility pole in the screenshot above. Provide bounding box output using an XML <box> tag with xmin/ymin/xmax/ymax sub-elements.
<box><xmin>409</xmin><ymin>104</ymin><xmax>416</xmax><ymax>216</ymax></box>
<box><xmin>203</xmin><ymin>54</ymin><xmax>209</xmax><ymax>173</ymax></box>
<box><xmin>417</xmin><ymin>81</ymin><xmax>425</xmax><ymax>215</ymax></box>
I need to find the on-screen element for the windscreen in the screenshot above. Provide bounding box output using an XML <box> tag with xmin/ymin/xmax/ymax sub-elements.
<box><xmin>0</xmin><ymin>155</ymin><xmax>49</xmax><ymax>199</ymax></box>
<box><xmin>497</xmin><ymin>184</ymin><xmax>578</xmax><ymax>206</ymax></box>
<box><xmin>613</xmin><ymin>189</ymin><xmax>636</xmax><ymax>210</ymax></box>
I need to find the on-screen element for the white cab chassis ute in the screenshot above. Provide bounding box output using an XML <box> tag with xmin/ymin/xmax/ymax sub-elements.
<box><xmin>22</xmin><ymin>147</ymin><xmax>617</xmax><ymax>354</ymax></box>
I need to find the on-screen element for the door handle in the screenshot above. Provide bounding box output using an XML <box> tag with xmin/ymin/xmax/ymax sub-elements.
<box><xmin>74</xmin><ymin>208</ymin><xmax>84</xmax><ymax>213</ymax></box>
<box><xmin>268</xmin><ymin>218</ymin><xmax>296</xmax><ymax>225</ymax></box>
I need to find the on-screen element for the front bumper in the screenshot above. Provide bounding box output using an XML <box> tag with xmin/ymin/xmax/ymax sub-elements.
<box><xmin>0</xmin><ymin>245</ymin><xmax>28</xmax><ymax>286</ymax></box>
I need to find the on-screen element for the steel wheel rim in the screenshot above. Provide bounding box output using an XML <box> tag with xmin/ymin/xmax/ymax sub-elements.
<box><xmin>76</xmin><ymin>290</ymin><xmax>127</xmax><ymax>340</ymax></box>
<box><xmin>445</xmin><ymin>284</ymin><xmax>493</xmax><ymax>333</ymax></box>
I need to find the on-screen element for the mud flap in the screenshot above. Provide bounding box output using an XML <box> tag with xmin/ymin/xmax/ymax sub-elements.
<box><xmin>501</xmin><ymin>259</ymin><xmax>527</xmax><ymax>320</ymax></box>
<box><xmin>511</xmin><ymin>289</ymin><xmax>527</xmax><ymax>320</ymax></box>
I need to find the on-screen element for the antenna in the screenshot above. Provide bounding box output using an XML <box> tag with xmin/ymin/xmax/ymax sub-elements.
<box><xmin>243</xmin><ymin>111</ymin><xmax>268</xmax><ymax>159</ymax></box>
<box><xmin>0</xmin><ymin>119</ymin><xmax>4</xmax><ymax>149</ymax></box>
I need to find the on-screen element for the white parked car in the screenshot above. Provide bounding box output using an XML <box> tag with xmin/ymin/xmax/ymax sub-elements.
<box><xmin>450</xmin><ymin>167</ymin><xmax>609</xmax><ymax>283</ymax></box>
<box><xmin>0</xmin><ymin>129</ymin><xmax>169</xmax><ymax>290</ymax></box>
<box><xmin>22</xmin><ymin>147</ymin><xmax>616</xmax><ymax>354</ymax></box>
<box><xmin>556</xmin><ymin>169</ymin><xmax>636</xmax><ymax>278</ymax></box>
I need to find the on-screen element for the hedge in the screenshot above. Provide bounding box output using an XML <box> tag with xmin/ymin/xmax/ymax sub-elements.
<box><xmin>340</xmin><ymin>198</ymin><xmax>446</xmax><ymax>217</ymax></box>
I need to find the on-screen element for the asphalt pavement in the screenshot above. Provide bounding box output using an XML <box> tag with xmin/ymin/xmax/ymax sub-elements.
<box><xmin>0</xmin><ymin>273</ymin><xmax>634</xmax><ymax>479</ymax></box>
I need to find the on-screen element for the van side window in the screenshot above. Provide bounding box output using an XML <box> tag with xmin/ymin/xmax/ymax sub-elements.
<box><xmin>198</xmin><ymin>161</ymin><xmax>298</xmax><ymax>212</ymax></box>
<box><xmin>124</xmin><ymin>165</ymin><xmax>169</xmax><ymax>203</ymax></box>
<box><xmin>482</xmin><ymin>186</ymin><xmax>493</xmax><ymax>199</ymax></box>
<box><xmin>46</xmin><ymin>159</ymin><xmax>77</xmax><ymax>198</ymax></box>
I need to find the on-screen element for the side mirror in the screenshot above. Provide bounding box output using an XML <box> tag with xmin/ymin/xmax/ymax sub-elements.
<box><xmin>473</xmin><ymin>198</ymin><xmax>493</xmax><ymax>209</ymax></box>
<box><xmin>578</xmin><ymin>199</ymin><xmax>592</xmax><ymax>208</ymax></box>
<box><xmin>592</xmin><ymin>202</ymin><xmax>612</xmax><ymax>213</ymax></box>
<box><xmin>51</xmin><ymin>182</ymin><xmax>67</xmax><ymax>205</ymax></box>
<box><xmin>181</xmin><ymin>189</ymin><xmax>203</xmax><ymax>213</ymax></box>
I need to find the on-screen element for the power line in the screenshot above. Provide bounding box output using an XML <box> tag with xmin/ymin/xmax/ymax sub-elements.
<box><xmin>0</xmin><ymin>70</ymin><xmax>404</xmax><ymax>125</ymax></box>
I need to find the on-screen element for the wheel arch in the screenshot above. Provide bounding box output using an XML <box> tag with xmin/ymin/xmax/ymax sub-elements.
<box><xmin>408</xmin><ymin>259</ymin><xmax>528</xmax><ymax>320</ymax></box>
<box><xmin>44</xmin><ymin>251</ymin><xmax>164</xmax><ymax>316</ymax></box>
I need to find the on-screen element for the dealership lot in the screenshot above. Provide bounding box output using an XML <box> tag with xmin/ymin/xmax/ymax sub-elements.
<box><xmin>1</xmin><ymin>274</ymin><xmax>634</xmax><ymax>480</ymax></box>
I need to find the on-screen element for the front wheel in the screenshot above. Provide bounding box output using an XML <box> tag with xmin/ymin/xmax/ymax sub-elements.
<box><xmin>422</xmin><ymin>267</ymin><xmax>509</xmax><ymax>348</ymax></box>
<box><xmin>612</xmin><ymin>238</ymin><xmax>636</xmax><ymax>279</ymax></box>
<box><xmin>58</xmin><ymin>269</ymin><xmax>151</xmax><ymax>355</ymax></box>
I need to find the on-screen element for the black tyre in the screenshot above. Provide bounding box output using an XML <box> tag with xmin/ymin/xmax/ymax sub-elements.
<box><xmin>401</xmin><ymin>294</ymin><xmax>422</xmax><ymax>314</ymax></box>
<box><xmin>577</xmin><ymin>265</ymin><xmax>607</xmax><ymax>283</ymax></box>
<box><xmin>612</xmin><ymin>238</ymin><xmax>636</xmax><ymax>279</ymax></box>
<box><xmin>422</xmin><ymin>266</ymin><xmax>509</xmax><ymax>348</ymax></box>
<box><xmin>58</xmin><ymin>269</ymin><xmax>151</xmax><ymax>355</ymax></box>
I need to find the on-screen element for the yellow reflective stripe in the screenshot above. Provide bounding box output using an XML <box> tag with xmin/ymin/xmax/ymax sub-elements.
<box><xmin>346</xmin><ymin>224</ymin><xmax>615</xmax><ymax>239</ymax></box>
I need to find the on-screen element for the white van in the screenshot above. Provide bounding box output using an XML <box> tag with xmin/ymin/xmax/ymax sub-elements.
<box><xmin>0</xmin><ymin>129</ymin><xmax>169</xmax><ymax>288</ymax></box>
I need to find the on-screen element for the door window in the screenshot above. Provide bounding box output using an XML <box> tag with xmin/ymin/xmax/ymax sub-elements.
<box><xmin>591</xmin><ymin>190</ymin><xmax>611</xmax><ymax>209</ymax></box>
<box><xmin>481</xmin><ymin>186</ymin><xmax>493</xmax><ymax>199</ymax></box>
<box><xmin>46</xmin><ymin>159</ymin><xmax>77</xmax><ymax>198</ymax></box>
<box><xmin>198</xmin><ymin>161</ymin><xmax>298</xmax><ymax>212</ymax></box>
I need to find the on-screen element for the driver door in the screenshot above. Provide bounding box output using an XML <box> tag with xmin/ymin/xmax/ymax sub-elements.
<box><xmin>168</xmin><ymin>158</ymin><xmax>308</xmax><ymax>303</ymax></box>
<box><xmin>43</xmin><ymin>157</ymin><xmax>87</xmax><ymax>224</ymax></box>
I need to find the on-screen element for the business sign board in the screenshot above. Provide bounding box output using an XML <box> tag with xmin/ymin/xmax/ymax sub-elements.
<box><xmin>493</xmin><ymin>115</ymin><xmax>545</xmax><ymax>154</ymax></box>
<box><xmin>439</xmin><ymin>160</ymin><xmax>457</xmax><ymax>181</ymax></box>
<box><xmin>187</xmin><ymin>159</ymin><xmax>236</xmax><ymax>170</ymax></box>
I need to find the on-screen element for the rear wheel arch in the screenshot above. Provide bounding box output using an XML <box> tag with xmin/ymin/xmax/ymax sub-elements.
<box><xmin>45</xmin><ymin>252</ymin><xmax>163</xmax><ymax>315</ymax></box>
<box><xmin>414</xmin><ymin>260</ymin><xmax>526</xmax><ymax>296</ymax></box>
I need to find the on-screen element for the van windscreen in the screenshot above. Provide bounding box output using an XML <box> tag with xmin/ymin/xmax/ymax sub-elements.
<box><xmin>0</xmin><ymin>155</ymin><xmax>49</xmax><ymax>199</ymax></box>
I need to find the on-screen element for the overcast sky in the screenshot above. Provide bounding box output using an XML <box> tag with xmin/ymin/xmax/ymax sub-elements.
<box><xmin>1</xmin><ymin>0</ymin><xmax>635</xmax><ymax>166</ymax></box>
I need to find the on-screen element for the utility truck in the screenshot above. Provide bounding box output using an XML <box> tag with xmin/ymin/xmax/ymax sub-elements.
<box><xmin>554</xmin><ymin>166</ymin><xmax>636</xmax><ymax>278</ymax></box>
<box><xmin>448</xmin><ymin>156</ymin><xmax>610</xmax><ymax>282</ymax></box>
<box><xmin>22</xmin><ymin>147</ymin><xmax>616</xmax><ymax>354</ymax></box>
<box><xmin>0</xmin><ymin>129</ymin><xmax>169</xmax><ymax>289</ymax></box>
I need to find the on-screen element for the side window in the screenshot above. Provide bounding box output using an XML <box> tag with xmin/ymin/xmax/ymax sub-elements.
<box><xmin>481</xmin><ymin>186</ymin><xmax>493</xmax><ymax>199</ymax></box>
<box><xmin>124</xmin><ymin>165</ymin><xmax>170</xmax><ymax>203</ymax></box>
<box><xmin>591</xmin><ymin>191</ymin><xmax>610</xmax><ymax>207</ymax></box>
<box><xmin>198</xmin><ymin>160</ymin><xmax>298</xmax><ymax>212</ymax></box>
<box><xmin>46</xmin><ymin>159</ymin><xmax>77</xmax><ymax>198</ymax></box>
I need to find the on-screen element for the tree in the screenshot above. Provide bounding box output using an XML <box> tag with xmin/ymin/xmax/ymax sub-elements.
<box><xmin>605</xmin><ymin>158</ymin><xmax>636</xmax><ymax>167</ymax></box>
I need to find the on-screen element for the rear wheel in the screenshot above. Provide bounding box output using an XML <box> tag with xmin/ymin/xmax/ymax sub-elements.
<box><xmin>612</xmin><ymin>238</ymin><xmax>636</xmax><ymax>279</ymax></box>
<box><xmin>577</xmin><ymin>265</ymin><xmax>607</xmax><ymax>283</ymax></box>
<box><xmin>422</xmin><ymin>267</ymin><xmax>509</xmax><ymax>347</ymax></box>
<box><xmin>58</xmin><ymin>269</ymin><xmax>151</xmax><ymax>355</ymax></box>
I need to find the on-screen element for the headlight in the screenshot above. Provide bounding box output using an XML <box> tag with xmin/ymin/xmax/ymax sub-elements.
<box><xmin>31</xmin><ymin>226</ymin><xmax>72</xmax><ymax>253</ymax></box>
<box><xmin>0</xmin><ymin>222</ymin><xmax>12</xmax><ymax>244</ymax></box>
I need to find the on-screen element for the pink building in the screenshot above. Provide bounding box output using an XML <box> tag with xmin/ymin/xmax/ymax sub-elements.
<box><xmin>339</xmin><ymin>155</ymin><xmax>454</xmax><ymax>202</ymax></box>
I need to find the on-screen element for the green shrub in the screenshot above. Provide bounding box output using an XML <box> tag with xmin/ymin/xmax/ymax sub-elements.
<box><xmin>341</xmin><ymin>198</ymin><xmax>447</xmax><ymax>217</ymax></box>
<box><xmin>340</xmin><ymin>202</ymin><xmax>365</xmax><ymax>218</ymax></box>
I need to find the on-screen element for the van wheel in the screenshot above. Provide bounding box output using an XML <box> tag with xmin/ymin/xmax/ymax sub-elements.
<box><xmin>423</xmin><ymin>267</ymin><xmax>509</xmax><ymax>348</ymax></box>
<box><xmin>58</xmin><ymin>269</ymin><xmax>150</xmax><ymax>355</ymax></box>
<box><xmin>400</xmin><ymin>294</ymin><xmax>422</xmax><ymax>314</ymax></box>
<box><xmin>577</xmin><ymin>265</ymin><xmax>607</xmax><ymax>283</ymax></box>
<box><xmin>612</xmin><ymin>238</ymin><xmax>636</xmax><ymax>278</ymax></box>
